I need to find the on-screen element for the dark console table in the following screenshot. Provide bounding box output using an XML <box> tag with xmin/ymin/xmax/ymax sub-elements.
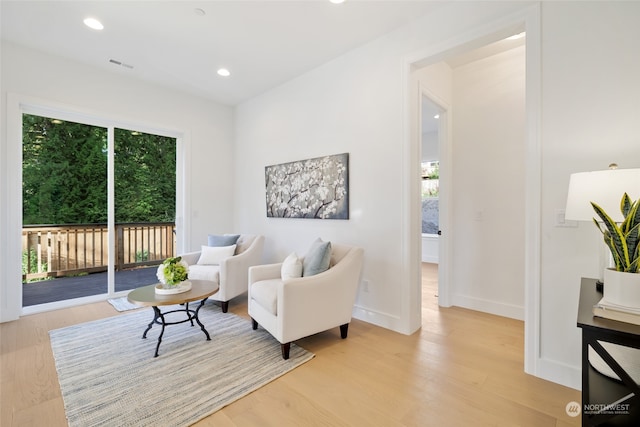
<box><xmin>576</xmin><ymin>277</ymin><xmax>640</xmax><ymax>426</ymax></box>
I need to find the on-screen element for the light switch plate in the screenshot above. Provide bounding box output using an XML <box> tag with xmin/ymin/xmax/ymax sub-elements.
<box><xmin>555</xmin><ymin>209</ymin><xmax>578</xmax><ymax>227</ymax></box>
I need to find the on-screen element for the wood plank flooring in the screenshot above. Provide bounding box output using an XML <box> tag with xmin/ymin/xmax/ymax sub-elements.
<box><xmin>1</xmin><ymin>263</ymin><xmax>581</xmax><ymax>426</ymax></box>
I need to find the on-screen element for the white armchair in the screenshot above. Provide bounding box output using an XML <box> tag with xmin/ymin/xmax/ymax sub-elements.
<box><xmin>248</xmin><ymin>243</ymin><xmax>364</xmax><ymax>359</ymax></box>
<box><xmin>181</xmin><ymin>234</ymin><xmax>264</xmax><ymax>313</ymax></box>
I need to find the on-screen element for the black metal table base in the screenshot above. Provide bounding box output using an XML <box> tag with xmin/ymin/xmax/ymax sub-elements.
<box><xmin>141</xmin><ymin>297</ymin><xmax>211</xmax><ymax>357</ymax></box>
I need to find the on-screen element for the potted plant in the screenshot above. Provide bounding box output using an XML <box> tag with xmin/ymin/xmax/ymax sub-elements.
<box><xmin>591</xmin><ymin>192</ymin><xmax>640</xmax><ymax>307</ymax></box>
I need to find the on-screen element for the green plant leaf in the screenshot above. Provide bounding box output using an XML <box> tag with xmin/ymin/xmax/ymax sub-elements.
<box><xmin>621</xmin><ymin>196</ymin><xmax>639</xmax><ymax>234</ymax></box>
<box><xmin>621</xmin><ymin>193</ymin><xmax>633</xmax><ymax>219</ymax></box>
<box><xmin>626</xmin><ymin>222</ymin><xmax>640</xmax><ymax>272</ymax></box>
<box><xmin>595</xmin><ymin>222</ymin><xmax>623</xmax><ymax>270</ymax></box>
<box><xmin>592</xmin><ymin>201</ymin><xmax>630</xmax><ymax>269</ymax></box>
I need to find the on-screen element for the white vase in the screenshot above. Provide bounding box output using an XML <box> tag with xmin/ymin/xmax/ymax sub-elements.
<box><xmin>603</xmin><ymin>268</ymin><xmax>640</xmax><ymax>309</ymax></box>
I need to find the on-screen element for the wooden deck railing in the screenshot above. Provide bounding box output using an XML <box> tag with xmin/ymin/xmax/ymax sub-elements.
<box><xmin>22</xmin><ymin>222</ymin><xmax>175</xmax><ymax>281</ymax></box>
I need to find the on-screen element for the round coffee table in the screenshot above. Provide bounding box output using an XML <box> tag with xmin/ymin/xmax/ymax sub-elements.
<box><xmin>127</xmin><ymin>280</ymin><xmax>219</xmax><ymax>357</ymax></box>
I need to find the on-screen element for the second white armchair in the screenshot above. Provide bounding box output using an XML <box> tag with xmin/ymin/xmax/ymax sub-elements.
<box><xmin>248</xmin><ymin>241</ymin><xmax>364</xmax><ymax>359</ymax></box>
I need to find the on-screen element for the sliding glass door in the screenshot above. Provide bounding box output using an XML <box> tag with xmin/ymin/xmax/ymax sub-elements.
<box><xmin>22</xmin><ymin>113</ymin><xmax>177</xmax><ymax>307</ymax></box>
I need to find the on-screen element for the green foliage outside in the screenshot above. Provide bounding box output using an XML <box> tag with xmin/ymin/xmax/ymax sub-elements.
<box><xmin>23</xmin><ymin>115</ymin><xmax>108</xmax><ymax>224</ymax></box>
<box><xmin>114</xmin><ymin>128</ymin><xmax>176</xmax><ymax>223</ymax></box>
<box><xmin>22</xmin><ymin>114</ymin><xmax>176</xmax><ymax>225</ymax></box>
<box><xmin>22</xmin><ymin>249</ymin><xmax>47</xmax><ymax>275</ymax></box>
<box><xmin>425</xmin><ymin>163</ymin><xmax>439</xmax><ymax>180</ymax></box>
<box><xmin>421</xmin><ymin>161</ymin><xmax>439</xmax><ymax>199</ymax></box>
<box><xmin>136</xmin><ymin>250</ymin><xmax>150</xmax><ymax>262</ymax></box>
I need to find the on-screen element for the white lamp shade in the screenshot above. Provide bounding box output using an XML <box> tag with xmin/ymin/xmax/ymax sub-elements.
<box><xmin>565</xmin><ymin>168</ymin><xmax>640</xmax><ymax>222</ymax></box>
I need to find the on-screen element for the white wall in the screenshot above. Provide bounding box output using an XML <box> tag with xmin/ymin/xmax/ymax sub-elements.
<box><xmin>0</xmin><ymin>41</ymin><xmax>234</xmax><ymax>321</ymax></box>
<box><xmin>234</xmin><ymin>46</ymin><xmax>410</xmax><ymax>328</ymax></box>
<box><xmin>537</xmin><ymin>1</ymin><xmax>640</xmax><ymax>387</ymax></box>
<box><xmin>421</xmin><ymin>131</ymin><xmax>438</xmax><ymax>161</ymax></box>
<box><xmin>421</xmin><ymin>235</ymin><xmax>439</xmax><ymax>263</ymax></box>
<box><xmin>234</xmin><ymin>1</ymin><xmax>640</xmax><ymax>390</ymax></box>
<box><xmin>234</xmin><ymin>1</ymin><xmax>528</xmax><ymax>333</ymax></box>
<box><xmin>450</xmin><ymin>45</ymin><xmax>526</xmax><ymax>320</ymax></box>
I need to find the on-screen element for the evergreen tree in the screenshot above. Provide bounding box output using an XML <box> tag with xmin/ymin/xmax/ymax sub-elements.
<box><xmin>22</xmin><ymin>114</ymin><xmax>176</xmax><ymax>225</ymax></box>
<box><xmin>114</xmin><ymin>128</ymin><xmax>176</xmax><ymax>222</ymax></box>
<box><xmin>22</xmin><ymin>115</ymin><xmax>107</xmax><ymax>224</ymax></box>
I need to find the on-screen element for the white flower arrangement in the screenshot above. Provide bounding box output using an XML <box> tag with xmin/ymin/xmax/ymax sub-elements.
<box><xmin>156</xmin><ymin>256</ymin><xmax>189</xmax><ymax>286</ymax></box>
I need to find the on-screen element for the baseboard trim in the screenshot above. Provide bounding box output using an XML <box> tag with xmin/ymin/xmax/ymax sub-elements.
<box><xmin>352</xmin><ymin>304</ymin><xmax>407</xmax><ymax>334</ymax></box>
<box><xmin>535</xmin><ymin>356</ymin><xmax>581</xmax><ymax>391</ymax></box>
<box><xmin>452</xmin><ymin>294</ymin><xmax>525</xmax><ymax>321</ymax></box>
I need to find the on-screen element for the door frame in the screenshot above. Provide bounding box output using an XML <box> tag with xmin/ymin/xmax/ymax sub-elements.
<box><xmin>402</xmin><ymin>4</ymin><xmax>541</xmax><ymax>376</ymax></box>
<box><xmin>4</xmin><ymin>93</ymin><xmax>188</xmax><ymax>318</ymax></box>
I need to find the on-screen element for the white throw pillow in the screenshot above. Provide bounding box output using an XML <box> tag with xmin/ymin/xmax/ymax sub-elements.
<box><xmin>196</xmin><ymin>244</ymin><xmax>236</xmax><ymax>265</ymax></box>
<box><xmin>281</xmin><ymin>252</ymin><xmax>303</xmax><ymax>279</ymax></box>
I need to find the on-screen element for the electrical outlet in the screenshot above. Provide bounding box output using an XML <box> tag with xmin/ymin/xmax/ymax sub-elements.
<box><xmin>362</xmin><ymin>279</ymin><xmax>370</xmax><ymax>292</ymax></box>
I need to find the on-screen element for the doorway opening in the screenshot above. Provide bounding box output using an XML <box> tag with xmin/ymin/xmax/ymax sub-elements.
<box><xmin>419</xmin><ymin>95</ymin><xmax>443</xmax><ymax>309</ymax></box>
<box><xmin>412</xmin><ymin>30</ymin><xmax>528</xmax><ymax>327</ymax></box>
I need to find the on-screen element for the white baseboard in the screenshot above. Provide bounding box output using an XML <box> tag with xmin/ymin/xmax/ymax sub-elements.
<box><xmin>534</xmin><ymin>356</ymin><xmax>581</xmax><ymax>391</ymax></box>
<box><xmin>421</xmin><ymin>255</ymin><xmax>439</xmax><ymax>263</ymax></box>
<box><xmin>352</xmin><ymin>304</ymin><xmax>406</xmax><ymax>334</ymax></box>
<box><xmin>452</xmin><ymin>293</ymin><xmax>525</xmax><ymax>321</ymax></box>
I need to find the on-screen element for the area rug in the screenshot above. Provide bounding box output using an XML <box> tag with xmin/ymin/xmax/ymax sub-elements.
<box><xmin>107</xmin><ymin>296</ymin><xmax>142</xmax><ymax>312</ymax></box>
<box><xmin>49</xmin><ymin>305</ymin><xmax>314</xmax><ymax>427</ymax></box>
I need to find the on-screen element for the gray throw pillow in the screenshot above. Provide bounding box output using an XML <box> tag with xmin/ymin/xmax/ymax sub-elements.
<box><xmin>302</xmin><ymin>239</ymin><xmax>332</xmax><ymax>277</ymax></box>
<box><xmin>208</xmin><ymin>234</ymin><xmax>240</xmax><ymax>247</ymax></box>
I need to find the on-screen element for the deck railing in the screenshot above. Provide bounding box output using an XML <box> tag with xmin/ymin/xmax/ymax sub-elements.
<box><xmin>22</xmin><ymin>222</ymin><xmax>175</xmax><ymax>281</ymax></box>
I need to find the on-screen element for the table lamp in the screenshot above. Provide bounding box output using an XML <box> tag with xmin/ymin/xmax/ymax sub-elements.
<box><xmin>565</xmin><ymin>164</ymin><xmax>640</xmax><ymax>286</ymax></box>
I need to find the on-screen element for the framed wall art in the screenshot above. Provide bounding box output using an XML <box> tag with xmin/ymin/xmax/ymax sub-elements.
<box><xmin>265</xmin><ymin>153</ymin><xmax>349</xmax><ymax>219</ymax></box>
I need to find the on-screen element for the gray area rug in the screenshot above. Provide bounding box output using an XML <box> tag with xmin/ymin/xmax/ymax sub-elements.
<box><xmin>50</xmin><ymin>306</ymin><xmax>314</xmax><ymax>426</ymax></box>
<box><xmin>107</xmin><ymin>296</ymin><xmax>142</xmax><ymax>312</ymax></box>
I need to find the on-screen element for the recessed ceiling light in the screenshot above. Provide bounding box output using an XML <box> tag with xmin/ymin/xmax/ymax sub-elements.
<box><xmin>83</xmin><ymin>17</ymin><xmax>104</xmax><ymax>31</ymax></box>
<box><xmin>217</xmin><ymin>68</ymin><xmax>231</xmax><ymax>77</ymax></box>
<box><xmin>434</xmin><ymin>114</ymin><xmax>440</xmax><ymax>119</ymax></box>
<box><xmin>329</xmin><ymin>0</ymin><xmax>346</xmax><ymax>4</ymax></box>
<box><xmin>194</xmin><ymin>8</ymin><xmax>206</xmax><ymax>16</ymax></box>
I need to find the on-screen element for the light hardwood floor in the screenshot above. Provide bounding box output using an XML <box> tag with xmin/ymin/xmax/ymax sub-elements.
<box><xmin>1</xmin><ymin>264</ymin><xmax>581</xmax><ymax>426</ymax></box>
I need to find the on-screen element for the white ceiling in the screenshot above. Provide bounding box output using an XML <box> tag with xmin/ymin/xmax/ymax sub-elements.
<box><xmin>1</xmin><ymin>0</ymin><xmax>447</xmax><ymax>106</ymax></box>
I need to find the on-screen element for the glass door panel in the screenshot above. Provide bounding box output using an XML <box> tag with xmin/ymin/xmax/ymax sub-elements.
<box><xmin>113</xmin><ymin>128</ymin><xmax>177</xmax><ymax>292</ymax></box>
<box><xmin>22</xmin><ymin>114</ymin><xmax>108</xmax><ymax>306</ymax></box>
